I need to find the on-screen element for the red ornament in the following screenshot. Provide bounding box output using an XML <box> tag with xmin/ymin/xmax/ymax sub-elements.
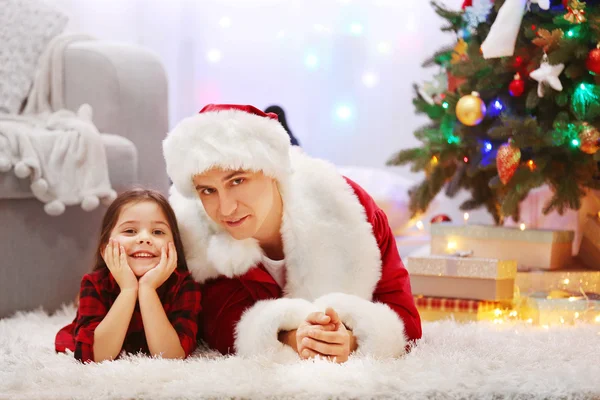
<box><xmin>431</xmin><ymin>214</ymin><xmax>452</xmax><ymax>224</ymax></box>
<box><xmin>509</xmin><ymin>73</ymin><xmax>525</xmax><ymax>97</ymax></box>
<box><xmin>497</xmin><ymin>140</ymin><xmax>522</xmax><ymax>185</ymax></box>
<box><xmin>462</xmin><ymin>0</ymin><xmax>473</xmax><ymax>9</ymax></box>
<box><xmin>586</xmin><ymin>47</ymin><xmax>600</xmax><ymax>75</ymax></box>
<box><xmin>562</xmin><ymin>0</ymin><xmax>569</xmax><ymax>6</ymax></box>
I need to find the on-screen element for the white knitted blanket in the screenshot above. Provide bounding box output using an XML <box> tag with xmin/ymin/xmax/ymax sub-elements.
<box><xmin>0</xmin><ymin>34</ymin><xmax>116</xmax><ymax>215</ymax></box>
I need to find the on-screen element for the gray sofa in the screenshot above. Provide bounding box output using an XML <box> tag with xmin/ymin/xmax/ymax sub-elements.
<box><xmin>0</xmin><ymin>41</ymin><xmax>170</xmax><ymax>318</ymax></box>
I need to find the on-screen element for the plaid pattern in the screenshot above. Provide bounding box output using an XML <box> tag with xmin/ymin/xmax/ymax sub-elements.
<box><xmin>414</xmin><ymin>295</ymin><xmax>498</xmax><ymax>313</ymax></box>
<box><xmin>55</xmin><ymin>268</ymin><xmax>202</xmax><ymax>363</ymax></box>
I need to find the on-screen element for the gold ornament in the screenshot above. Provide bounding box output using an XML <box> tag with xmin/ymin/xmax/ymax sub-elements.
<box><xmin>456</xmin><ymin>92</ymin><xmax>486</xmax><ymax>126</ymax></box>
<box><xmin>451</xmin><ymin>39</ymin><xmax>468</xmax><ymax>64</ymax></box>
<box><xmin>579</xmin><ymin>122</ymin><xmax>600</xmax><ymax>154</ymax></box>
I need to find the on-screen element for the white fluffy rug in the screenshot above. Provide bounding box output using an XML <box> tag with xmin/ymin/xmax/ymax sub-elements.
<box><xmin>1</xmin><ymin>306</ymin><xmax>600</xmax><ymax>400</ymax></box>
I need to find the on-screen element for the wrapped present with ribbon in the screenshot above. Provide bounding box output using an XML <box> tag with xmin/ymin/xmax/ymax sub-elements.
<box><xmin>406</xmin><ymin>254</ymin><xmax>517</xmax><ymax>301</ymax></box>
<box><xmin>578</xmin><ymin>214</ymin><xmax>600</xmax><ymax>270</ymax></box>
<box><xmin>430</xmin><ymin>223</ymin><xmax>574</xmax><ymax>270</ymax></box>
<box><xmin>414</xmin><ymin>295</ymin><xmax>505</xmax><ymax>323</ymax></box>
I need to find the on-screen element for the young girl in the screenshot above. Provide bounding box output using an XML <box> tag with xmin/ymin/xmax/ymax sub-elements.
<box><xmin>55</xmin><ymin>189</ymin><xmax>202</xmax><ymax>362</ymax></box>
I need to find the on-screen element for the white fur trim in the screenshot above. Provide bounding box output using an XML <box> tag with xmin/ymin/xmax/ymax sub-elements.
<box><xmin>280</xmin><ymin>150</ymin><xmax>382</xmax><ymax>300</ymax></box>
<box><xmin>206</xmin><ymin>233</ymin><xmax>263</xmax><ymax>278</ymax></box>
<box><xmin>163</xmin><ymin>109</ymin><xmax>292</xmax><ymax>198</ymax></box>
<box><xmin>234</xmin><ymin>298</ymin><xmax>318</xmax><ymax>363</ymax></box>
<box><xmin>314</xmin><ymin>293</ymin><xmax>408</xmax><ymax>358</ymax></box>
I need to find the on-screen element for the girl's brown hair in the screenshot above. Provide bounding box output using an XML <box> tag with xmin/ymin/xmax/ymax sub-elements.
<box><xmin>92</xmin><ymin>188</ymin><xmax>188</xmax><ymax>272</ymax></box>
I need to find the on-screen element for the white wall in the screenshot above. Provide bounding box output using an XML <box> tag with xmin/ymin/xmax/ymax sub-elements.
<box><xmin>51</xmin><ymin>0</ymin><xmax>494</xmax><ymax>225</ymax></box>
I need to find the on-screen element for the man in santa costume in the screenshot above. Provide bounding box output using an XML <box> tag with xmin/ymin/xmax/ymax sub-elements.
<box><xmin>162</xmin><ymin>104</ymin><xmax>421</xmax><ymax>363</ymax></box>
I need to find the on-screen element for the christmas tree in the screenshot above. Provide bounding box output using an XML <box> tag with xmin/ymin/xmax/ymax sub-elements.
<box><xmin>388</xmin><ymin>0</ymin><xmax>600</xmax><ymax>224</ymax></box>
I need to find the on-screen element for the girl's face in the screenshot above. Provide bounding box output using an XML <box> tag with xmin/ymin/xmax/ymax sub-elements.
<box><xmin>109</xmin><ymin>200</ymin><xmax>174</xmax><ymax>277</ymax></box>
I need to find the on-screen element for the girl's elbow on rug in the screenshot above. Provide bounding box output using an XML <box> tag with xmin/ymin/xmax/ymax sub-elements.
<box><xmin>150</xmin><ymin>345</ymin><xmax>186</xmax><ymax>360</ymax></box>
<box><xmin>91</xmin><ymin>345</ymin><xmax>120</xmax><ymax>363</ymax></box>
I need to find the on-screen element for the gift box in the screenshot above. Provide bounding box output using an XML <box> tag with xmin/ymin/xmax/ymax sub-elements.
<box><xmin>414</xmin><ymin>295</ymin><xmax>504</xmax><ymax>323</ymax></box>
<box><xmin>517</xmin><ymin>293</ymin><xmax>600</xmax><ymax>326</ymax></box>
<box><xmin>430</xmin><ymin>223</ymin><xmax>574</xmax><ymax>270</ymax></box>
<box><xmin>407</xmin><ymin>255</ymin><xmax>517</xmax><ymax>301</ymax></box>
<box><xmin>577</xmin><ymin>215</ymin><xmax>600</xmax><ymax>270</ymax></box>
<box><xmin>516</xmin><ymin>267</ymin><xmax>600</xmax><ymax>295</ymax></box>
<box><xmin>503</xmin><ymin>186</ymin><xmax>600</xmax><ymax>255</ymax></box>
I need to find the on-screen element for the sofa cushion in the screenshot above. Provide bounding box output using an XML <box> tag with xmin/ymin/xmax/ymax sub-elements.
<box><xmin>0</xmin><ymin>133</ymin><xmax>137</xmax><ymax>200</ymax></box>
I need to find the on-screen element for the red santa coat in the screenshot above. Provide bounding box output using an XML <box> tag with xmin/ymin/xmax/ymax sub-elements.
<box><xmin>169</xmin><ymin>149</ymin><xmax>422</xmax><ymax>362</ymax></box>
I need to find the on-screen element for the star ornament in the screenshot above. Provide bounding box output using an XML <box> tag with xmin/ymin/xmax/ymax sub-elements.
<box><xmin>529</xmin><ymin>60</ymin><xmax>565</xmax><ymax>97</ymax></box>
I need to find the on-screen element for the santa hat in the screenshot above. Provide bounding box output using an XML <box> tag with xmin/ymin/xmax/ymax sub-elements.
<box><xmin>163</xmin><ymin>104</ymin><xmax>292</xmax><ymax>198</ymax></box>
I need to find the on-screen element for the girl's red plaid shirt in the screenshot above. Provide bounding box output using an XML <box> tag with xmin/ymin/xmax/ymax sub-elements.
<box><xmin>55</xmin><ymin>267</ymin><xmax>202</xmax><ymax>362</ymax></box>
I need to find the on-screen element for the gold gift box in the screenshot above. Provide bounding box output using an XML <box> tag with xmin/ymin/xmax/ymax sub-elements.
<box><xmin>407</xmin><ymin>255</ymin><xmax>517</xmax><ymax>301</ymax></box>
<box><xmin>431</xmin><ymin>223</ymin><xmax>574</xmax><ymax>270</ymax></box>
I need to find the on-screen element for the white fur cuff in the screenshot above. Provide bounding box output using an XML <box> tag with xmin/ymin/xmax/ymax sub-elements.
<box><xmin>314</xmin><ymin>293</ymin><xmax>407</xmax><ymax>358</ymax></box>
<box><xmin>234</xmin><ymin>298</ymin><xmax>318</xmax><ymax>363</ymax></box>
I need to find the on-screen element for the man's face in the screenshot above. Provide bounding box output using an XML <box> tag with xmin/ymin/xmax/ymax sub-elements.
<box><xmin>193</xmin><ymin>168</ymin><xmax>277</xmax><ymax>240</ymax></box>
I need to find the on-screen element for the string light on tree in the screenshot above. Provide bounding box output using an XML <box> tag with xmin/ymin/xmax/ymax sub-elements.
<box><xmin>572</xmin><ymin>82</ymin><xmax>600</xmax><ymax>120</ymax></box>
<box><xmin>487</xmin><ymin>98</ymin><xmax>504</xmax><ymax>118</ymax></box>
<box><xmin>456</xmin><ymin>91</ymin><xmax>486</xmax><ymax>126</ymax></box>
